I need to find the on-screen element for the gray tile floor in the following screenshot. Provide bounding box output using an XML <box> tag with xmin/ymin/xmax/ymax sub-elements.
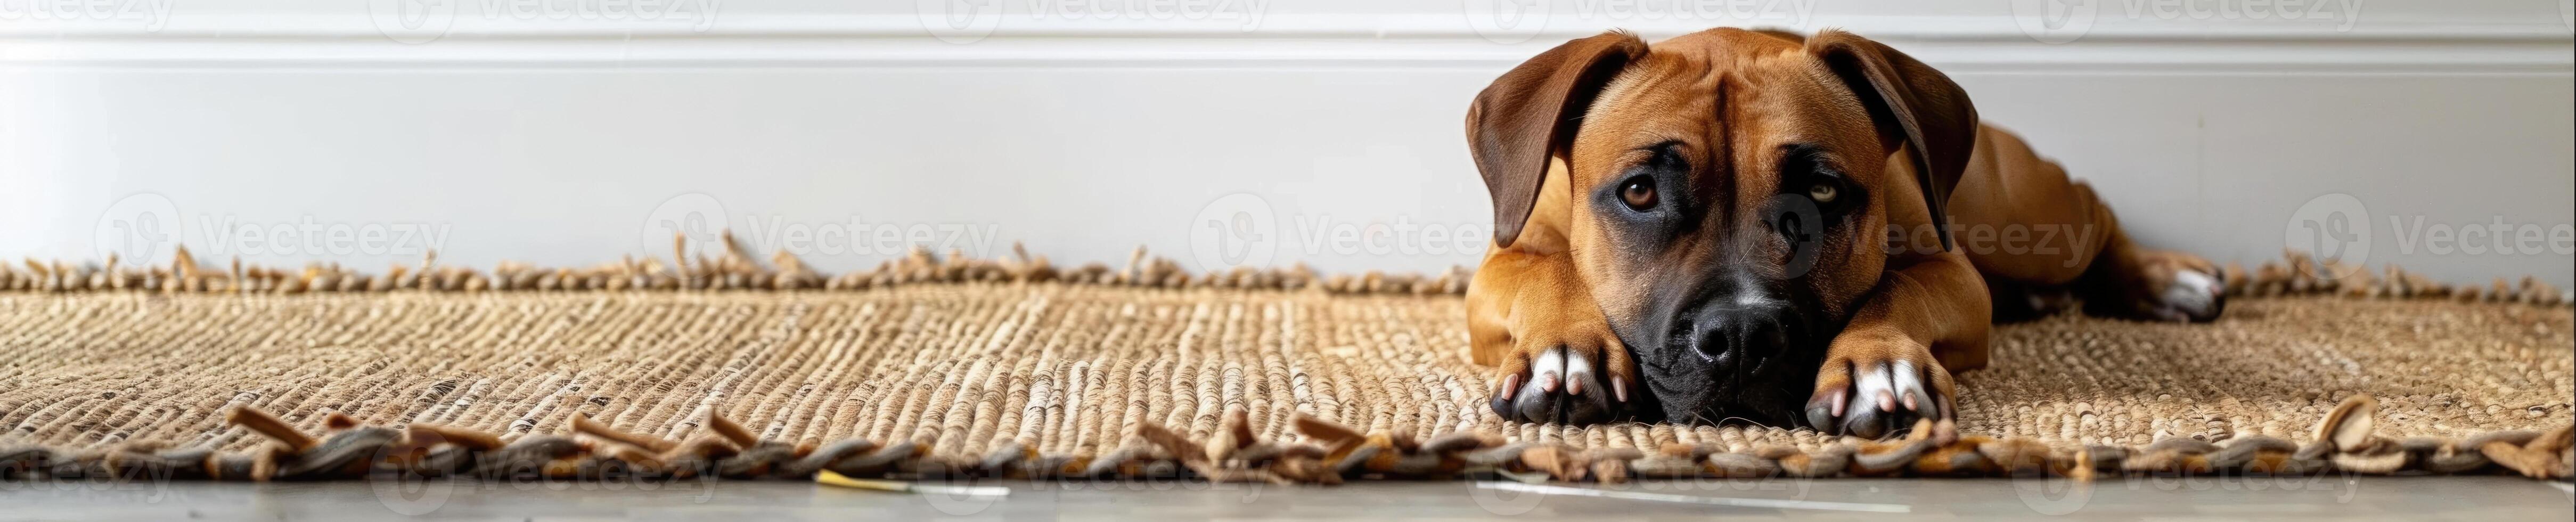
<box><xmin>3</xmin><ymin>475</ymin><xmax>2570</xmax><ymax>521</ymax></box>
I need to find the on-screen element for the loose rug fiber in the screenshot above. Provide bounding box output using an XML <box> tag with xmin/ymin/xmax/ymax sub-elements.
<box><xmin>1</xmin><ymin>250</ymin><xmax>2571</xmax><ymax>483</ymax></box>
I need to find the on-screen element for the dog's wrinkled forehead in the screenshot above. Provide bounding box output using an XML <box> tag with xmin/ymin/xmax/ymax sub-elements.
<box><xmin>1568</xmin><ymin>29</ymin><xmax>1882</xmax><ymax>192</ymax></box>
<box><xmin>1605</xmin><ymin>28</ymin><xmax>1804</xmax><ymax>88</ymax></box>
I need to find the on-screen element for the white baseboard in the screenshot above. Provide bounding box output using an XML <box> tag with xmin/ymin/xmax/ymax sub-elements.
<box><xmin>6</xmin><ymin>11</ymin><xmax>2570</xmax><ymax>73</ymax></box>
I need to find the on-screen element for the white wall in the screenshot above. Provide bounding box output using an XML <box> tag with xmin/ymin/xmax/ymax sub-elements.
<box><xmin>3</xmin><ymin>1</ymin><xmax>2570</xmax><ymax>286</ymax></box>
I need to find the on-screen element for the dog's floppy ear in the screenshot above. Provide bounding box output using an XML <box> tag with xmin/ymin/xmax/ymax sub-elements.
<box><xmin>1808</xmin><ymin>30</ymin><xmax>1978</xmax><ymax>250</ymax></box>
<box><xmin>1468</xmin><ymin>31</ymin><xmax>1648</xmax><ymax>247</ymax></box>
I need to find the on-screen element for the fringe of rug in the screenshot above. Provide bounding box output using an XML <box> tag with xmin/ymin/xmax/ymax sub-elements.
<box><xmin>1</xmin><ymin>235</ymin><xmax>2570</xmax><ymax>306</ymax></box>
<box><xmin>1</xmin><ymin>395</ymin><xmax>2567</xmax><ymax>484</ymax></box>
<box><xmin>0</xmin><ymin>236</ymin><xmax>1471</xmax><ymax>296</ymax></box>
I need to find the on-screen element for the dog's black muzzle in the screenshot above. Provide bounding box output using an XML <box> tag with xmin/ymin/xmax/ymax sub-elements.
<box><xmin>1631</xmin><ymin>289</ymin><xmax>1829</xmax><ymax>426</ymax></box>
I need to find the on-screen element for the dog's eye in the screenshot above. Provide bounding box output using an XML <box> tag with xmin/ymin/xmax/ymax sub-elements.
<box><xmin>1777</xmin><ymin>144</ymin><xmax>1853</xmax><ymax>211</ymax></box>
<box><xmin>1620</xmin><ymin>176</ymin><xmax>1658</xmax><ymax>211</ymax></box>
<box><xmin>1807</xmin><ymin>183</ymin><xmax>1838</xmax><ymax>203</ymax></box>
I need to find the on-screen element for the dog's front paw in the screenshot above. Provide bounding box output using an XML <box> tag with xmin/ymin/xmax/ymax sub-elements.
<box><xmin>2090</xmin><ymin>249</ymin><xmax>2226</xmax><ymax>322</ymax></box>
<box><xmin>1488</xmin><ymin>330</ymin><xmax>1635</xmax><ymax>425</ymax></box>
<box><xmin>1803</xmin><ymin>335</ymin><xmax>1956</xmax><ymax>440</ymax></box>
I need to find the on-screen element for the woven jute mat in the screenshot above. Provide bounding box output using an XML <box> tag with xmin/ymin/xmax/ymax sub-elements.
<box><xmin>1</xmin><ymin>250</ymin><xmax>2571</xmax><ymax>482</ymax></box>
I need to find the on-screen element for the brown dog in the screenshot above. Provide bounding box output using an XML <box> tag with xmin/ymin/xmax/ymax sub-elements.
<box><xmin>1466</xmin><ymin>28</ymin><xmax>2225</xmax><ymax>437</ymax></box>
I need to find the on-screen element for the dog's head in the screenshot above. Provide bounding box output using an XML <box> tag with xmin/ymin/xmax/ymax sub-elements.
<box><xmin>1467</xmin><ymin>28</ymin><xmax>1978</xmax><ymax>425</ymax></box>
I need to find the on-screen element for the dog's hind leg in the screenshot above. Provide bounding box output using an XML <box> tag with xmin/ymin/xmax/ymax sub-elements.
<box><xmin>1947</xmin><ymin>126</ymin><xmax>2224</xmax><ymax>322</ymax></box>
<box><xmin>1985</xmin><ymin>276</ymin><xmax>2077</xmax><ymax>323</ymax></box>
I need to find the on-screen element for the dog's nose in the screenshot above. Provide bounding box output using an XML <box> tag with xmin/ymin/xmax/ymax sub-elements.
<box><xmin>1687</xmin><ymin>301</ymin><xmax>1794</xmax><ymax>365</ymax></box>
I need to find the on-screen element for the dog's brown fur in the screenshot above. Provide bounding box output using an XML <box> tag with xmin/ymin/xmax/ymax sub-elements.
<box><xmin>1467</xmin><ymin>28</ymin><xmax>2222</xmax><ymax>436</ymax></box>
